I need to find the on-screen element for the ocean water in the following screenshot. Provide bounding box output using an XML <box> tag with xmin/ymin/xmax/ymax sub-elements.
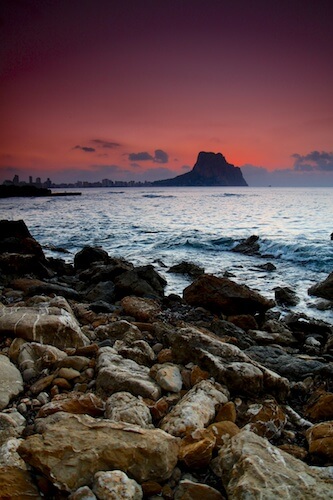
<box><xmin>1</xmin><ymin>186</ymin><xmax>332</xmax><ymax>322</ymax></box>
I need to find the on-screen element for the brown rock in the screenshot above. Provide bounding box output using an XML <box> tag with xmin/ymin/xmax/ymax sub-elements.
<box><xmin>308</xmin><ymin>271</ymin><xmax>333</xmax><ymax>301</ymax></box>
<box><xmin>0</xmin><ymin>466</ymin><xmax>41</xmax><ymax>499</ymax></box>
<box><xmin>179</xmin><ymin>428</ymin><xmax>216</xmax><ymax>468</ymax></box>
<box><xmin>174</xmin><ymin>479</ymin><xmax>225</xmax><ymax>500</ymax></box>
<box><xmin>278</xmin><ymin>444</ymin><xmax>308</xmax><ymax>460</ymax></box>
<box><xmin>37</xmin><ymin>392</ymin><xmax>105</xmax><ymax>418</ymax></box>
<box><xmin>215</xmin><ymin>401</ymin><xmax>237</xmax><ymax>423</ymax></box>
<box><xmin>207</xmin><ymin>421</ymin><xmax>240</xmax><ymax>447</ymax></box>
<box><xmin>120</xmin><ymin>296</ymin><xmax>161</xmax><ymax>321</ymax></box>
<box><xmin>243</xmin><ymin>399</ymin><xmax>287</xmax><ymax>439</ymax></box>
<box><xmin>306</xmin><ymin>421</ymin><xmax>333</xmax><ymax>461</ymax></box>
<box><xmin>0</xmin><ymin>355</ymin><xmax>24</xmax><ymax>410</ymax></box>
<box><xmin>305</xmin><ymin>391</ymin><xmax>333</xmax><ymax>422</ymax></box>
<box><xmin>18</xmin><ymin>412</ymin><xmax>180</xmax><ymax>491</ymax></box>
<box><xmin>190</xmin><ymin>365</ymin><xmax>210</xmax><ymax>386</ymax></box>
<box><xmin>141</xmin><ymin>480</ymin><xmax>163</xmax><ymax>496</ymax></box>
<box><xmin>183</xmin><ymin>274</ymin><xmax>274</xmax><ymax>316</ymax></box>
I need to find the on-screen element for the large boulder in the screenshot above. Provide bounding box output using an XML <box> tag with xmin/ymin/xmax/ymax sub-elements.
<box><xmin>18</xmin><ymin>412</ymin><xmax>180</xmax><ymax>491</ymax></box>
<box><xmin>183</xmin><ymin>274</ymin><xmax>274</xmax><ymax>316</ymax></box>
<box><xmin>0</xmin><ymin>297</ymin><xmax>89</xmax><ymax>350</ymax></box>
<box><xmin>308</xmin><ymin>272</ymin><xmax>333</xmax><ymax>301</ymax></box>
<box><xmin>212</xmin><ymin>430</ymin><xmax>333</xmax><ymax>499</ymax></box>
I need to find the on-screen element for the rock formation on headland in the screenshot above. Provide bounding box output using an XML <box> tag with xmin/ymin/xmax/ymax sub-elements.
<box><xmin>154</xmin><ymin>151</ymin><xmax>248</xmax><ymax>187</ymax></box>
<box><xmin>1</xmin><ymin>220</ymin><xmax>333</xmax><ymax>499</ymax></box>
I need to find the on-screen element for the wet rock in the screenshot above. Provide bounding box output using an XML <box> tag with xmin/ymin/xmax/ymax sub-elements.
<box><xmin>150</xmin><ymin>363</ymin><xmax>183</xmax><ymax>393</ymax></box>
<box><xmin>92</xmin><ymin>470</ymin><xmax>143</xmax><ymax>499</ymax></box>
<box><xmin>174</xmin><ymin>479</ymin><xmax>225</xmax><ymax>500</ymax></box>
<box><xmin>114</xmin><ymin>265</ymin><xmax>167</xmax><ymax>300</ymax></box>
<box><xmin>96</xmin><ymin>347</ymin><xmax>161</xmax><ymax>400</ymax></box>
<box><xmin>74</xmin><ymin>246</ymin><xmax>110</xmax><ymax>271</ymax></box>
<box><xmin>274</xmin><ymin>286</ymin><xmax>299</xmax><ymax>306</ymax></box>
<box><xmin>37</xmin><ymin>392</ymin><xmax>105</xmax><ymax>418</ymax></box>
<box><xmin>245</xmin><ymin>345</ymin><xmax>333</xmax><ymax>381</ymax></box>
<box><xmin>215</xmin><ymin>401</ymin><xmax>237</xmax><ymax>423</ymax></box>
<box><xmin>0</xmin><ymin>297</ymin><xmax>89</xmax><ymax>350</ymax></box>
<box><xmin>183</xmin><ymin>274</ymin><xmax>274</xmax><ymax>316</ymax></box>
<box><xmin>120</xmin><ymin>295</ymin><xmax>161</xmax><ymax>321</ymax></box>
<box><xmin>256</xmin><ymin>262</ymin><xmax>277</xmax><ymax>272</ymax></box>
<box><xmin>308</xmin><ymin>271</ymin><xmax>333</xmax><ymax>301</ymax></box>
<box><xmin>160</xmin><ymin>379</ymin><xmax>229</xmax><ymax>437</ymax></box>
<box><xmin>0</xmin><ymin>355</ymin><xmax>24</xmax><ymax>410</ymax></box>
<box><xmin>168</xmin><ymin>261</ymin><xmax>205</xmax><ymax>278</ymax></box>
<box><xmin>306</xmin><ymin>421</ymin><xmax>333</xmax><ymax>461</ymax></box>
<box><xmin>232</xmin><ymin>234</ymin><xmax>260</xmax><ymax>255</ymax></box>
<box><xmin>18</xmin><ymin>412</ymin><xmax>180</xmax><ymax>491</ymax></box>
<box><xmin>105</xmin><ymin>392</ymin><xmax>153</xmax><ymax>428</ymax></box>
<box><xmin>212</xmin><ymin>430</ymin><xmax>333</xmax><ymax>499</ymax></box>
<box><xmin>0</xmin><ymin>466</ymin><xmax>42</xmax><ymax>499</ymax></box>
<box><xmin>160</xmin><ymin>324</ymin><xmax>290</xmax><ymax>400</ymax></box>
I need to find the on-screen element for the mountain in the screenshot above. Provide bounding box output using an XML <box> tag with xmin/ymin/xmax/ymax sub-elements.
<box><xmin>153</xmin><ymin>151</ymin><xmax>248</xmax><ymax>186</ymax></box>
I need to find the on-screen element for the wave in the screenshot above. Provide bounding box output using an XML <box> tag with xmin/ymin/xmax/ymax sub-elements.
<box><xmin>142</xmin><ymin>194</ymin><xmax>175</xmax><ymax>199</ymax></box>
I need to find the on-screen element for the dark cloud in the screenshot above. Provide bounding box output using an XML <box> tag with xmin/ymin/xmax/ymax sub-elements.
<box><xmin>128</xmin><ymin>152</ymin><xmax>154</xmax><ymax>161</ymax></box>
<box><xmin>241</xmin><ymin>164</ymin><xmax>333</xmax><ymax>187</ymax></box>
<box><xmin>73</xmin><ymin>145</ymin><xmax>95</xmax><ymax>153</ymax></box>
<box><xmin>292</xmin><ymin>151</ymin><xmax>333</xmax><ymax>171</ymax></box>
<box><xmin>91</xmin><ymin>139</ymin><xmax>120</xmax><ymax>149</ymax></box>
<box><xmin>153</xmin><ymin>149</ymin><xmax>168</xmax><ymax>164</ymax></box>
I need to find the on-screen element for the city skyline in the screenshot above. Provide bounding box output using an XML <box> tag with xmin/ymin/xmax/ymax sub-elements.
<box><xmin>1</xmin><ymin>1</ymin><xmax>333</xmax><ymax>187</ymax></box>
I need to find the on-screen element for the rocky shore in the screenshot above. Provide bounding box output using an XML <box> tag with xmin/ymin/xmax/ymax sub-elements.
<box><xmin>0</xmin><ymin>219</ymin><xmax>333</xmax><ymax>499</ymax></box>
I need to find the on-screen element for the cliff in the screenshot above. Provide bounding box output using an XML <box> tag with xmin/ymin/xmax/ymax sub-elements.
<box><xmin>154</xmin><ymin>151</ymin><xmax>248</xmax><ymax>186</ymax></box>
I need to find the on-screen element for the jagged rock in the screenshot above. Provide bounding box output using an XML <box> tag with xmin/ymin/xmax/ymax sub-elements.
<box><xmin>153</xmin><ymin>151</ymin><xmax>248</xmax><ymax>187</ymax></box>
<box><xmin>96</xmin><ymin>347</ymin><xmax>161</xmax><ymax>400</ymax></box>
<box><xmin>0</xmin><ymin>297</ymin><xmax>89</xmax><ymax>350</ymax></box>
<box><xmin>306</xmin><ymin>421</ymin><xmax>333</xmax><ymax>461</ymax></box>
<box><xmin>274</xmin><ymin>286</ymin><xmax>299</xmax><ymax>306</ymax></box>
<box><xmin>37</xmin><ymin>392</ymin><xmax>105</xmax><ymax>418</ymax></box>
<box><xmin>0</xmin><ymin>355</ymin><xmax>24</xmax><ymax>410</ymax></box>
<box><xmin>174</xmin><ymin>479</ymin><xmax>224</xmax><ymax>500</ymax></box>
<box><xmin>120</xmin><ymin>296</ymin><xmax>161</xmax><ymax>321</ymax></box>
<box><xmin>0</xmin><ymin>466</ymin><xmax>42</xmax><ymax>499</ymax></box>
<box><xmin>232</xmin><ymin>235</ymin><xmax>260</xmax><ymax>255</ymax></box>
<box><xmin>92</xmin><ymin>470</ymin><xmax>143</xmax><ymax>500</ymax></box>
<box><xmin>178</xmin><ymin>428</ymin><xmax>216</xmax><ymax>468</ymax></box>
<box><xmin>168</xmin><ymin>261</ymin><xmax>205</xmax><ymax>278</ymax></box>
<box><xmin>114</xmin><ymin>265</ymin><xmax>167</xmax><ymax>300</ymax></box>
<box><xmin>150</xmin><ymin>363</ymin><xmax>183</xmax><ymax>393</ymax></box>
<box><xmin>242</xmin><ymin>399</ymin><xmax>287</xmax><ymax>439</ymax></box>
<box><xmin>77</xmin><ymin>259</ymin><xmax>133</xmax><ymax>284</ymax></box>
<box><xmin>160</xmin><ymin>379</ymin><xmax>229</xmax><ymax>437</ymax></box>
<box><xmin>105</xmin><ymin>392</ymin><xmax>153</xmax><ymax>428</ymax></box>
<box><xmin>212</xmin><ymin>430</ymin><xmax>333</xmax><ymax>499</ymax></box>
<box><xmin>308</xmin><ymin>271</ymin><xmax>333</xmax><ymax>301</ymax></box>
<box><xmin>74</xmin><ymin>246</ymin><xmax>109</xmax><ymax>271</ymax></box>
<box><xmin>24</xmin><ymin>281</ymin><xmax>81</xmax><ymax>300</ymax></box>
<box><xmin>158</xmin><ymin>324</ymin><xmax>290</xmax><ymax>400</ymax></box>
<box><xmin>0</xmin><ymin>438</ymin><xmax>27</xmax><ymax>469</ymax></box>
<box><xmin>18</xmin><ymin>412</ymin><xmax>180</xmax><ymax>491</ymax></box>
<box><xmin>215</xmin><ymin>401</ymin><xmax>237</xmax><ymax>423</ymax></box>
<box><xmin>0</xmin><ymin>219</ymin><xmax>45</xmax><ymax>260</ymax></box>
<box><xmin>245</xmin><ymin>345</ymin><xmax>333</xmax><ymax>381</ymax></box>
<box><xmin>183</xmin><ymin>274</ymin><xmax>274</xmax><ymax>316</ymax></box>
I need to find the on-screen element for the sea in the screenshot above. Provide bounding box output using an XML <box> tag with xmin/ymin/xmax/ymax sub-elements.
<box><xmin>1</xmin><ymin>186</ymin><xmax>332</xmax><ymax>323</ymax></box>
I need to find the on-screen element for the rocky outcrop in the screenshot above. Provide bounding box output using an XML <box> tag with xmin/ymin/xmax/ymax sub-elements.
<box><xmin>308</xmin><ymin>271</ymin><xmax>333</xmax><ymax>301</ymax></box>
<box><xmin>153</xmin><ymin>151</ymin><xmax>248</xmax><ymax>186</ymax></box>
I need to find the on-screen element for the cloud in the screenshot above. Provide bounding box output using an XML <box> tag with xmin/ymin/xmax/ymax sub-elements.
<box><xmin>73</xmin><ymin>145</ymin><xmax>95</xmax><ymax>153</ymax></box>
<box><xmin>241</xmin><ymin>164</ymin><xmax>333</xmax><ymax>187</ymax></box>
<box><xmin>128</xmin><ymin>152</ymin><xmax>154</xmax><ymax>161</ymax></box>
<box><xmin>91</xmin><ymin>139</ymin><xmax>121</xmax><ymax>149</ymax></box>
<box><xmin>153</xmin><ymin>149</ymin><xmax>168</xmax><ymax>163</ymax></box>
<box><xmin>128</xmin><ymin>149</ymin><xmax>169</xmax><ymax>163</ymax></box>
<box><xmin>291</xmin><ymin>151</ymin><xmax>333</xmax><ymax>171</ymax></box>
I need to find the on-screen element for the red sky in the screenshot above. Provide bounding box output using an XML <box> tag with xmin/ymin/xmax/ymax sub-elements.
<box><xmin>1</xmin><ymin>0</ymin><xmax>333</xmax><ymax>186</ymax></box>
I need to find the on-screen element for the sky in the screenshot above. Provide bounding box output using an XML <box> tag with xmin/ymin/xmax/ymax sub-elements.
<box><xmin>1</xmin><ymin>0</ymin><xmax>333</xmax><ymax>187</ymax></box>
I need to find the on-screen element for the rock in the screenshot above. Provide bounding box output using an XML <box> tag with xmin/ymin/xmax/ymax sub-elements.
<box><xmin>242</xmin><ymin>399</ymin><xmax>287</xmax><ymax>439</ymax></box>
<box><xmin>274</xmin><ymin>286</ymin><xmax>299</xmax><ymax>306</ymax></box>
<box><xmin>306</xmin><ymin>421</ymin><xmax>333</xmax><ymax>461</ymax></box>
<box><xmin>0</xmin><ymin>409</ymin><xmax>26</xmax><ymax>445</ymax></box>
<box><xmin>0</xmin><ymin>298</ymin><xmax>89</xmax><ymax>350</ymax></box>
<box><xmin>0</xmin><ymin>466</ymin><xmax>42</xmax><ymax>499</ymax></box>
<box><xmin>308</xmin><ymin>271</ymin><xmax>333</xmax><ymax>301</ymax></box>
<box><xmin>120</xmin><ymin>296</ymin><xmax>161</xmax><ymax>321</ymax></box>
<box><xmin>95</xmin><ymin>320</ymin><xmax>142</xmax><ymax>343</ymax></box>
<box><xmin>96</xmin><ymin>347</ymin><xmax>161</xmax><ymax>400</ymax></box>
<box><xmin>0</xmin><ymin>355</ymin><xmax>24</xmax><ymax>410</ymax></box>
<box><xmin>115</xmin><ymin>339</ymin><xmax>156</xmax><ymax>366</ymax></box>
<box><xmin>150</xmin><ymin>363</ymin><xmax>183</xmax><ymax>393</ymax></box>
<box><xmin>305</xmin><ymin>391</ymin><xmax>333</xmax><ymax>422</ymax></box>
<box><xmin>17</xmin><ymin>342</ymin><xmax>68</xmax><ymax>381</ymax></box>
<box><xmin>92</xmin><ymin>470</ymin><xmax>143</xmax><ymax>499</ymax></box>
<box><xmin>183</xmin><ymin>274</ymin><xmax>274</xmax><ymax>316</ymax></box>
<box><xmin>257</xmin><ymin>262</ymin><xmax>277</xmax><ymax>271</ymax></box>
<box><xmin>0</xmin><ymin>438</ymin><xmax>27</xmax><ymax>469</ymax></box>
<box><xmin>83</xmin><ymin>281</ymin><xmax>116</xmax><ymax>303</ymax></box>
<box><xmin>207</xmin><ymin>421</ymin><xmax>240</xmax><ymax>446</ymax></box>
<box><xmin>37</xmin><ymin>392</ymin><xmax>105</xmax><ymax>418</ymax></box>
<box><xmin>160</xmin><ymin>379</ymin><xmax>229</xmax><ymax>437</ymax></box>
<box><xmin>245</xmin><ymin>345</ymin><xmax>333</xmax><ymax>381</ymax></box>
<box><xmin>178</xmin><ymin>428</ymin><xmax>216</xmax><ymax>468</ymax></box>
<box><xmin>174</xmin><ymin>479</ymin><xmax>225</xmax><ymax>500</ymax></box>
<box><xmin>212</xmin><ymin>430</ymin><xmax>333</xmax><ymax>499</ymax></box>
<box><xmin>24</xmin><ymin>281</ymin><xmax>81</xmax><ymax>300</ymax></box>
<box><xmin>168</xmin><ymin>261</ymin><xmax>205</xmax><ymax>278</ymax></box>
<box><xmin>114</xmin><ymin>265</ymin><xmax>167</xmax><ymax>300</ymax></box>
<box><xmin>159</xmin><ymin>324</ymin><xmax>290</xmax><ymax>400</ymax></box>
<box><xmin>18</xmin><ymin>412</ymin><xmax>179</xmax><ymax>491</ymax></box>
<box><xmin>74</xmin><ymin>246</ymin><xmax>110</xmax><ymax>271</ymax></box>
<box><xmin>68</xmin><ymin>486</ymin><xmax>97</xmax><ymax>499</ymax></box>
<box><xmin>105</xmin><ymin>392</ymin><xmax>153</xmax><ymax>428</ymax></box>
<box><xmin>215</xmin><ymin>401</ymin><xmax>237</xmax><ymax>423</ymax></box>
<box><xmin>227</xmin><ymin>314</ymin><xmax>258</xmax><ymax>332</ymax></box>
<box><xmin>0</xmin><ymin>219</ymin><xmax>45</xmax><ymax>260</ymax></box>
<box><xmin>232</xmin><ymin>235</ymin><xmax>260</xmax><ymax>255</ymax></box>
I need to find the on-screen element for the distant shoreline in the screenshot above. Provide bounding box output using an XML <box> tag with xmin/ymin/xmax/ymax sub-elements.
<box><xmin>0</xmin><ymin>185</ymin><xmax>81</xmax><ymax>198</ymax></box>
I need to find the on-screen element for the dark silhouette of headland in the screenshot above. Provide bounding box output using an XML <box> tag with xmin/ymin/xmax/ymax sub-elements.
<box><xmin>153</xmin><ymin>152</ymin><xmax>248</xmax><ymax>186</ymax></box>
